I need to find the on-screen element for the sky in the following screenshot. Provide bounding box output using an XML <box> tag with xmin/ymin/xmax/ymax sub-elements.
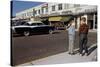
<box><xmin>11</xmin><ymin>0</ymin><xmax>44</xmax><ymax>16</ymax></box>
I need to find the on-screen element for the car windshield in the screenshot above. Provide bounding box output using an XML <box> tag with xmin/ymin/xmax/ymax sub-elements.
<box><xmin>12</xmin><ymin>21</ymin><xmax>26</xmax><ymax>26</ymax></box>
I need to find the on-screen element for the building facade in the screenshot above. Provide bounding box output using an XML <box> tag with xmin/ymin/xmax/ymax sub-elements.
<box><xmin>15</xmin><ymin>2</ymin><xmax>97</xmax><ymax>30</ymax></box>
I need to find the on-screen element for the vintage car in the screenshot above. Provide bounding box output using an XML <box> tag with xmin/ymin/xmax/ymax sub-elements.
<box><xmin>12</xmin><ymin>21</ymin><xmax>54</xmax><ymax>36</ymax></box>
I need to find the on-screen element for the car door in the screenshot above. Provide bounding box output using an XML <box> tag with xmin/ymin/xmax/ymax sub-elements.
<box><xmin>37</xmin><ymin>23</ymin><xmax>49</xmax><ymax>33</ymax></box>
<box><xmin>31</xmin><ymin>23</ymin><xmax>39</xmax><ymax>33</ymax></box>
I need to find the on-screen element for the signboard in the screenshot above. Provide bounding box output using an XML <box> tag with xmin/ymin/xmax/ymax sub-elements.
<box><xmin>50</xmin><ymin>12</ymin><xmax>60</xmax><ymax>16</ymax></box>
<box><xmin>75</xmin><ymin>6</ymin><xmax>97</xmax><ymax>14</ymax></box>
<box><xmin>62</xmin><ymin>11</ymin><xmax>73</xmax><ymax>15</ymax></box>
<box><xmin>40</xmin><ymin>14</ymin><xmax>49</xmax><ymax>17</ymax></box>
<box><xmin>85</xmin><ymin>8</ymin><xmax>97</xmax><ymax>13</ymax></box>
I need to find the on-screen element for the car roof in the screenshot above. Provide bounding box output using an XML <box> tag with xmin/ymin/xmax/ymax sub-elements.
<box><xmin>27</xmin><ymin>21</ymin><xmax>43</xmax><ymax>24</ymax></box>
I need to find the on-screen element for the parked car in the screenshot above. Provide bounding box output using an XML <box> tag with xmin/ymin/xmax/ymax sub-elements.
<box><xmin>11</xmin><ymin>21</ymin><xmax>54</xmax><ymax>36</ymax></box>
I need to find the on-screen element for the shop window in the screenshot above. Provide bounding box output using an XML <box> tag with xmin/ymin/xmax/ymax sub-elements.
<box><xmin>41</xmin><ymin>8</ymin><xmax>44</xmax><ymax>14</ymax></box>
<box><xmin>52</xmin><ymin>5</ymin><xmax>55</xmax><ymax>11</ymax></box>
<box><xmin>74</xmin><ymin>4</ymin><xmax>80</xmax><ymax>7</ymax></box>
<box><xmin>58</xmin><ymin>4</ymin><xmax>62</xmax><ymax>10</ymax></box>
<box><xmin>33</xmin><ymin>9</ymin><xmax>36</xmax><ymax>16</ymax></box>
<box><xmin>35</xmin><ymin>10</ymin><xmax>37</xmax><ymax>15</ymax></box>
<box><xmin>38</xmin><ymin>9</ymin><xmax>40</xmax><ymax>14</ymax></box>
<box><xmin>64</xmin><ymin>4</ymin><xmax>69</xmax><ymax>9</ymax></box>
<box><xmin>46</xmin><ymin>7</ymin><xmax>48</xmax><ymax>12</ymax></box>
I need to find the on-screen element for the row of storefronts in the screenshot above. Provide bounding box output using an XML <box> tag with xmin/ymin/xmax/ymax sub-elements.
<box><xmin>41</xmin><ymin>6</ymin><xmax>97</xmax><ymax>30</ymax></box>
<box><xmin>13</xmin><ymin>2</ymin><xmax>97</xmax><ymax>30</ymax></box>
<box><xmin>34</xmin><ymin>13</ymin><xmax>97</xmax><ymax>30</ymax></box>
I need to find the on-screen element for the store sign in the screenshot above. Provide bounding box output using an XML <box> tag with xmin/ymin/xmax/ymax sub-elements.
<box><xmin>76</xmin><ymin>7</ymin><xmax>97</xmax><ymax>14</ymax></box>
<box><xmin>50</xmin><ymin>12</ymin><xmax>60</xmax><ymax>16</ymax></box>
<box><xmin>62</xmin><ymin>11</ymin><xmax>73</xmax><ymax>15</ymax></box>
<box><xmin>75</xmin><ymin>8</ymin><xmax>82</xmax><ymax>12</ymax></box>
<box><xmin>73</xmin><ymin>7</ymin><xmax>97</xmax><ymax>14</ymax></box>
<box><xmin>85</xmin><ymin>8</ymin><xmax>97</xmax><ymax>13</ymax></box>
<box><xmin>40</xmin><ymin>14</ymin><xmax>49</xmax><ymax>17</ymax></box>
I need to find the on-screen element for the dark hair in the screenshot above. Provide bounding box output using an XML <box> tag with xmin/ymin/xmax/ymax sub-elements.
<box><xmin>81</xmin><ymin>17</ymin><xmax>86</xmax><ymax>22</ymax></box>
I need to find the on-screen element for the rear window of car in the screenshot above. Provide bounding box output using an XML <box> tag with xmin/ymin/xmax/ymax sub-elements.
<box><xmin>31</xmin><ymin>23</ymin><xmax>37</xmax><ymax>26</ymax></box>
<box><xmin>23</xmin><ymin>22</ymin><xmax>30</xmax><ymax>25</ymax></box>
<box><xmin>37</xmin><ymin>23</ymin><xmax>44</xmax><ymax>25</ymax></box>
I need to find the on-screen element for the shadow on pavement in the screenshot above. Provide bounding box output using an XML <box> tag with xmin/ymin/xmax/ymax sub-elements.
<box><xmin>73</xmin><ymin>45</ymin><xmax>97</xmax><ymax>56</ymax></box>
<box><xmin>88</xmin><ymin>45</ymin><xmax>97</xmax><ymax>56</ymax></box>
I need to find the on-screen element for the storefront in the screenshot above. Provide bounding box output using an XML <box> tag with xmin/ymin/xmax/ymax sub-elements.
<box><xmin>87</xmin><ymin>13</ymin><xmax>97</xmax><ymax>29</ymax></box>
<box><xmin>74</xmin><ymin>6</ymin><xmax>97</xmax><ymax>30</ymax></box>
<box><xmin>48</xmin><ymin>16</ymin><xmax>72</xmax><ymax>29</ymax></box>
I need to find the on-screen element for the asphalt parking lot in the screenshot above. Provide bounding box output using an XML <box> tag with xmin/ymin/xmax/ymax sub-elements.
<box><xmin>11</xmin><ymin>30</ymin><xmax>97</xmax><ymax>66</ymax></box>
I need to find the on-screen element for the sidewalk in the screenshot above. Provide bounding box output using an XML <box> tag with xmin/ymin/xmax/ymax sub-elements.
<box><xmin>53</xmin><ymin>29</ymin><xmax>97</xmax><ymax>34</ymax></box>
<box><xmin>18</xmin><ymin>44</ymin><xmax>97</xmax><ymax>66</ymax></box>
<box><xmin>75</xmin><ymin>29</ymin><xmax>97</xmax><ymax>32</ymax></box>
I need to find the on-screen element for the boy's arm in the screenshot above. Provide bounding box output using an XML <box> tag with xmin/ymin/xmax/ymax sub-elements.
<box><xmin>79</xmin><ymin>25</ymin><xmax>81</xmax><ymax>36</ymax></box>
<box><xmin>66</xmin><ymin>24</ymin><xmax>71</xmax><ymax>29</ymax></box>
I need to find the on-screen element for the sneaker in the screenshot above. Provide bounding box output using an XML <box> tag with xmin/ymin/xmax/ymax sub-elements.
<box><xmin>84</xmin><ymin>53</ymin><xmax>88</xmax><ymax>56</ymax></box>
<box><xmin>68</xmin><ymin>52</ymin><xmax>75</xmax><ymax>55</ymax></box>
<box><xmin>79</xmin><ymin>54</ymin><xmax>82</xmax><ymax>56</ymax></box>
<box><xmin>68</xmin><ymin>52</ymin><xmax>71</xmax><ymax>54</ymax></box>
<box><xmin>70</xmin><ymin>53</ymin><xmax>75</xmax><ymax>55</ymax></box>
<box><xmin>79</xmin><ymin>54</ymin><xmax>84</xmax><ymax>56</ymax></box>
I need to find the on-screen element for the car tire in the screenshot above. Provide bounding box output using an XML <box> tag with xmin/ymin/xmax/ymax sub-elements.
<box><xmin>49</xmin><ymin>30</ymin><xmax>53</xmax><ymax>34</ymax></box>
<box><xmin>23</xmin><ymin>31</ymin><xmax>30</xmax><ymax>36</ymax></box>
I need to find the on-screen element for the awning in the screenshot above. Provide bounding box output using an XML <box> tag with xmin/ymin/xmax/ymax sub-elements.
<box><xmin>60</xmin><ymin>17</ymin><xmax>71</xmax><ymax>22</ymax></box>
<box><xmin>49</xmin><ymin>16</ymin><xmax>71</xmax><ymax>22</ymax></box>
<box><xmin>49</xmin><ymin>16</ymin><xmax>62</xmax><ymax>21</ymax></box>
